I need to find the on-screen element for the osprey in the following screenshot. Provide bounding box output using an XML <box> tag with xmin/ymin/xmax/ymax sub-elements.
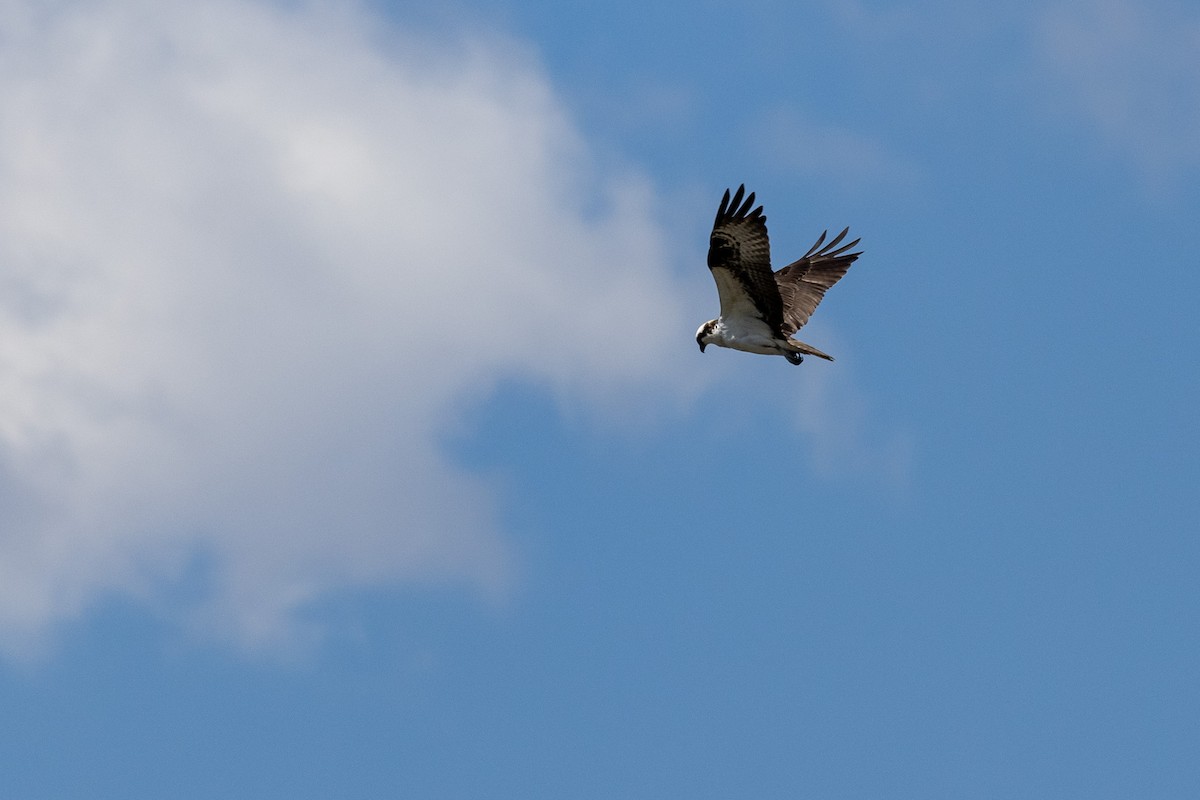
<box><xmin>696</xmin><ymin>185</ymin><xmax>861</xmax><ymax>365</ymax></box>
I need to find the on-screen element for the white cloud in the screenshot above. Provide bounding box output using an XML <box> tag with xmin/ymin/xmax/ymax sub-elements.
<box><xmin>0</xmin><ymin>0</ymin><xmax>696</xmax><ymax>655</ymax></box>
<box><xmin>0</xmin><ymin>0</ymin><xmax>910</xmax><ymax>659</ymax></box>
<box><xmin>1034</xmin><ymin>0</ymin><xmax>1200</xmax><ymax>181</ymax></box>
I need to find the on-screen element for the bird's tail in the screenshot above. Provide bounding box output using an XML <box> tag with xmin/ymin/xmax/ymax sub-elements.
<box><xmin>786</xmin><ymin>338</ymin><xmax>835</xmax><ymax>362</ymax></box>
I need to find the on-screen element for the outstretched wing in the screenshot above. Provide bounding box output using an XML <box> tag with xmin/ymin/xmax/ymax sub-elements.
<box><xmin>774</xmin><ymin>226</ymin><xmax>861</xmax><ymax>336</ymax></box>
<box><xmin>707</xmin><ymin>185</ymin><xmax>784</xmax><ymax>333</ymax></box>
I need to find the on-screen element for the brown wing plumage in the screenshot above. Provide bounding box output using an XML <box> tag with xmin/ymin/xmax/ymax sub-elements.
<box><xmin>774</xmin><ymin>226</ymin><xmax>861</xmax><ymax>337</ymax></box>
<box><xmin>707</xmin><ymin>185</ymin><xmax>785</xmax><ymax>333</ymax></box>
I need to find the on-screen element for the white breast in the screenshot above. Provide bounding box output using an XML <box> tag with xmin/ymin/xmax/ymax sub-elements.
<box><xmin>713</xmin><ymin>315</ymin><xmax>781</xmax><ymax>355</ymax></box>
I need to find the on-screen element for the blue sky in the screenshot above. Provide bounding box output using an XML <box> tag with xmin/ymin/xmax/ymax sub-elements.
<box><xmin>1</xmin><ymin>0</ymin><xmax>1197</xmax><ymax>797</ymax></box>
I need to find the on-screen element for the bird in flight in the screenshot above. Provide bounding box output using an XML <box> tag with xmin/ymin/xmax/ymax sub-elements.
<box><xmin>696</xmin><ymin>185</ymin><xmax>861</xmax><ymax>365</ymax></box>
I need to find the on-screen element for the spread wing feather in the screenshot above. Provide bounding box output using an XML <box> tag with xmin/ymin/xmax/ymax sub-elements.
<box><xmin>706</xmin><ymin>185</ymin><xmax>784</xmax><ymax>333</ymax></box>
<box><xmin>774</xmin><ymin>226</ymin><xmax>861</xmax><ymax>337</ymax></box>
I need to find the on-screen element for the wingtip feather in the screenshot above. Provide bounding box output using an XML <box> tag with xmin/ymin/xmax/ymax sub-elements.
<box><xmin>801</xmin><ymin>230</ymin><xmax>828</xmax><ymax>259</ymax></box>
<box><xmin>714</xmin><ymin>188</ymin><xmax>732</xmax><ymax>227</ymax></box>
<box><xmin>715</xmin><ymin>183</ymin><xmax>768</xmax><ymax>226</ymax></box>
<box><xmin>730</xmin><ymin>184</ymin><xmax>745</xmax><ymax>210</ymax></box>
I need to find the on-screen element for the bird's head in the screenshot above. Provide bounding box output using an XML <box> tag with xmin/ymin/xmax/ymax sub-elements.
<box><xmin>695</xmin><ymin>319</ymin><xmax>717</xmax><ymax>353</ymax></box>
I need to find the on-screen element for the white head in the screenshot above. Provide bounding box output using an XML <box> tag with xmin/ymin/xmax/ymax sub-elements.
<box><xmin>695</xmin><ymin>319</ymin><xmax>717</xmax><ymax>353</ymax></box>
